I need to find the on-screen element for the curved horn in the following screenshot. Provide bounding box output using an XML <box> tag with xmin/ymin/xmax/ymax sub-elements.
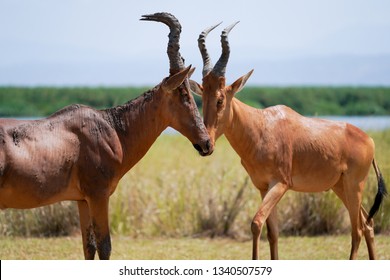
<box><xmin>212</xmin><ymin>21</ymin><xmax>239</xmax><ymax>77</ymax></box>
<box><xmin>198</xmin><ymin>22</ymin><xmax>222</xmax><ymax>77</ymax></box>
<box><xmin>141</xmin><ymin>12</ymin><xmax>184</xmax><ymax>75</ymax></box>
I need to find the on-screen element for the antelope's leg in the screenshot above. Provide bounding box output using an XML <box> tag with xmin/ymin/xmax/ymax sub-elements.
<box><xmin>266</xmin><ymin>207</ymin><xmax>279</xmax><ymax>260</ymax></box>
<box><xmin>334</xmin><ymin>176</ymin><xmax>368</xmax><ymax>260</ymax></box>
<box><xmin>252</xmin><ymin>182</ymin><xmax>288</xmax><ymax>260</ymax></box>
<box><xmin>260</xmin><ymin>189</ymin><xmax>279</xmax><ymax>260</ymax></box>
<box><xmin>360</xmin><ymin>207</ymin><xmax>377</xmax><ymax>260</ymax></box>
<box><xmin>78</xmin><ymin>200</ymin><xmax>96</xmax><ymax>260</ymax></box>
<box><xmin>88</xmin><ymin>197</ymin><xmax>112</xmax><ymax>260</ymax></box>
<box><xmin>348</xmin><ymin>205</ymin><xmax>363</xmax><ymax>260</ymax></box>
<box><xmin>344</xmin><ymin>180</ymin><xmax>365</xmax><ymax>260</ymax></box>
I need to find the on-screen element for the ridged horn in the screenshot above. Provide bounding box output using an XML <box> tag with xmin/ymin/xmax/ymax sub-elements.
<box><xmin>198</xmin><ymin>22</ymin><xmax>222</xmax><ymax>77</ymax></box>
<box><xmin>212</xmin><ymin>21</ymin><xmax>239</xmax><ymax>77</ymax></box>
<box><xmin>140</xmin><ymin>12</ymin><xmax>185</xmax><ymax>75</ymax></box>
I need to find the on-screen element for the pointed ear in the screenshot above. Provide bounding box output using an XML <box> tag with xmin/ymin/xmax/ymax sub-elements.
<box><xmin>162</xmin><ymin>65</ymin><xmax>192</xmax><ymax>91</ymax></box>
<box><xmin>229</xmin><ymin>69</ymin><xmax>254</xmax><ymax>95</ymax></box>
<box><xmin>189</xmin><ymin>80</ymin><xmax>203</xmax><ymax>96</ymax></box>
<box><xmin>188</xmin><ymin>67</ymin><xmax>196</xmax><ymax>79</ymax></box>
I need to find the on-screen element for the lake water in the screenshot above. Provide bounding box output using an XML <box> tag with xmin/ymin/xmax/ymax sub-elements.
<box><xmin>316</xmin><ymin>116</ymin><xmax>390</xmax><ymax>131</ymax></box>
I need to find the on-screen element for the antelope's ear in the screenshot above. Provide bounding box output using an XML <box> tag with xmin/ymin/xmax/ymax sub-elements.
<box><xmin>229</xmin><ymin>69</ymin><xmax>254</xmax><ymax>96</ymax></box>
<box><xmin>162</xmin><ymin>65</ymin><xmax>192</xmax><ymax>91</ymax></box>
<box><xmin>188</xmin><ymin>67</ymin><xmax>196</xmax><ymax>79</ymax></box>
<box><xmin>189</xmin><ymin>80</ymin><xmax>203</xmax><ymax>96</ymax></box>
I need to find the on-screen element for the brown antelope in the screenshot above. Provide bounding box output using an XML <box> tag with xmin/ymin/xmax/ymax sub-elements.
<box><xmin>190</xmin><ymin>22</ymin><xmax>387</xmax><ymax>260</ymax></box>
<box><xmin>0</xmin><ymin>12</ymin><xmax>212</xmax><ymax>260</ymax></box>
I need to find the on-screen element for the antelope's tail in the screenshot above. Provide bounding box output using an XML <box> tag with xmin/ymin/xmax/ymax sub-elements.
<box><xmin>367</xmin><ymin>159</ymin><xmax>388</xmax><ymax>223</ymax></box>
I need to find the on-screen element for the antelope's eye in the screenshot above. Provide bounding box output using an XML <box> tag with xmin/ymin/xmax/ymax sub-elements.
<box><xmin>179</xmin><ymin>86</ymin><xmax>187</xmax><ymax>96</ymax></box>
<box><xmin>179</xmin><ymin>87</ymin><xmax>190</xmax><ymax>102</ymax></box>
<box><xmin>217</xmin><ymin>98</ymin><xmax>224</xmax><ymax>107</ymax></box>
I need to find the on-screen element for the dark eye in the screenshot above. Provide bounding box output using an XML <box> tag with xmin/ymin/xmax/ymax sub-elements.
<box><xmin>177</xmin><ymin>87</ymin><xmax>186</xmax><ymax>96</ymax></box>
<box><xmin>179</xmin><ymin>86</ymin><xmax>186</xmax><ymax>96</ymax></box>
<box><xmin>217</xmin><ymin>98</ymin><xmax>224</xmax><ymax>107</ymax></box>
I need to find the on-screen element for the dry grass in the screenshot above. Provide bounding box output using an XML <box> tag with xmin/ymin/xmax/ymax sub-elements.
<box><xmin>0</xmin><ymin>131</ymin><xmax>389</xmax><ymax>239</ymax></box>
<box><xmin>1</xmin><ymin>235</ymin><xmax>390</xmax><ymax>260</ymax></box>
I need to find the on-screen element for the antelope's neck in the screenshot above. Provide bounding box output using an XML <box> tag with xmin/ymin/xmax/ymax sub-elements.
<box><xmin>105</xmin><ymin>87</ymin><xmax>168</xmax><ymax>171</ymax></box>
<box><xmin>224</xmin><ymin>98</ymin><xmax>264</xmax><ymax>159</ymax></box>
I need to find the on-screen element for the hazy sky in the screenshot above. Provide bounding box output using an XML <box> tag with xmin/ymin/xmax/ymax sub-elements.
<box><xmin>1</xmin><ymin>0</ymin><xmax>390</xmax><ymax>86</ymax></box>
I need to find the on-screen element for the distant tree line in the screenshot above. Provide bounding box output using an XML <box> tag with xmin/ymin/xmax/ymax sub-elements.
<box><xmin>239</xmin><ymin>87</ymin><xmax>390</xmax><ymax>116</ymax></box>
<box><xmin>0</xmin><ymin>86</ymin><xmax>389</xmax><ymax>117</ymax></box>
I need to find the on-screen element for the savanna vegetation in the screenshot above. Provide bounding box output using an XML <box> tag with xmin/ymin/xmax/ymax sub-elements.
<box><xmin>1</xmin><ymin>131</ymin><xmax>389</xmax><ymax>240</ymax></box>
<box><xmin>2</xmin><ymin>235</ymin><xmax>390</xmax><ymax>259</ymax></box>
<box><xmin>0</xmin><ymin>86</ymin><xmax>390</xmax><ymax>117</ymax></box>
<box><xmin>0</xmin><ymin>87</ymin><xmax>389</xmax><ymax>259</ymax></box>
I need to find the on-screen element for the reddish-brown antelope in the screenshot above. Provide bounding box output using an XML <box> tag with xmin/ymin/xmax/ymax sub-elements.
<box><xmin>0</xmin><ymin>13</ymin><xmax>212</xmax><ymax>260</ymax></box>
<box><xmin>190</xmin><ymin>22</ymin><xmax>387</xmax><ymax>260</ymax></box>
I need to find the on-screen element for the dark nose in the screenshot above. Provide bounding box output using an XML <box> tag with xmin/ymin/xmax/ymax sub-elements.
<box><xmin>193</xmin><ymin>140</ymin><xmax>213</xmax><ymax>156</ymax></box>
<box><xmin>193</xmin><ymin>143</ymin><xmax>203</xmax><ymax>153</ymax></box>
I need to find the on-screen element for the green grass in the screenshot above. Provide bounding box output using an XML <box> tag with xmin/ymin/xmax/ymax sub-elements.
<box><xmin>0</xmin><ymin>131</ymin><xmax>389</xmax><ymax>260</ymax></box>
<box><xmin>1</xmin><ymin>235</ymin><xmax>390</xmax><ymax>260</ymax></box>
<box><xmin>1</xmin><ymin>131</ymin><xmax>390</xmax><ymax>239</ymax></box>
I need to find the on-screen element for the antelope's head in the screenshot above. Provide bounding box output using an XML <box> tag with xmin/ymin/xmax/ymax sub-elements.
<box><xmin>190</xmin><ymin>22</ymin><xmax>253</xmax><ymax>148</ymax></box>
<box><xmin>141</xmin><ymin>12</ymin><xmax>213</xmax><ymax>156</ymax></box>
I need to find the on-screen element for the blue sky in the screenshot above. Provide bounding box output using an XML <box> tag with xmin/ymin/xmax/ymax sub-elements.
<box><xmin>1</xmin><ymin>0</ymin><xmax>390</xmax><ymax>86</ymax></box>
